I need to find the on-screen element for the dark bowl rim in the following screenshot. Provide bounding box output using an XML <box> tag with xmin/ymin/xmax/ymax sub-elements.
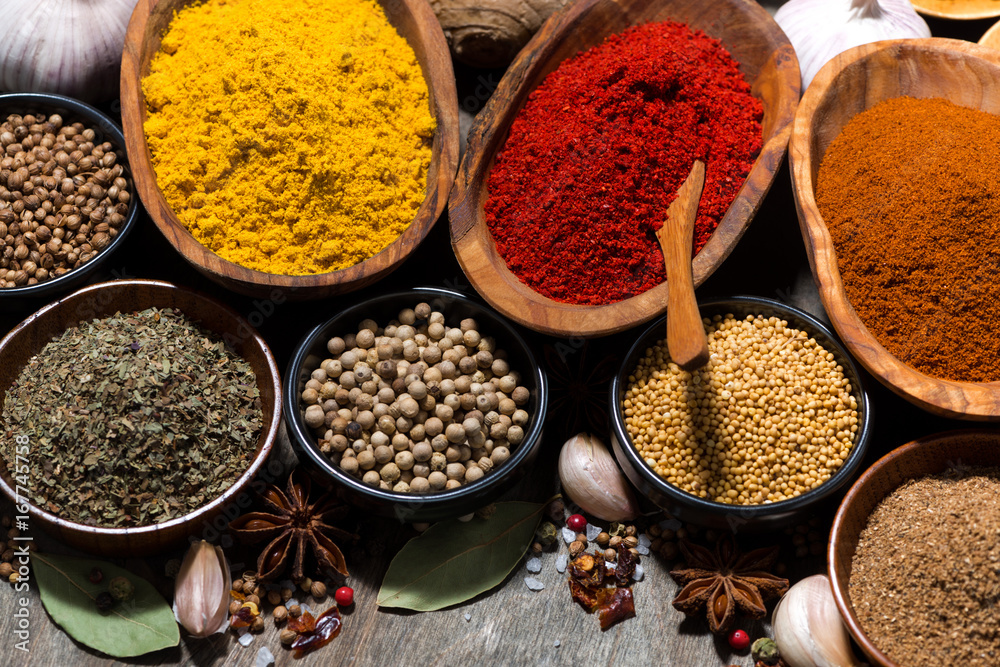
<box><xmin>609</xmin><ymin>294</ymin><xmax>872</xmax><ymax>519</ymax></box>
<box><xmin>0</xmin><ymin>92</ymin><xmax>140</xmax><ymax>299</ymax></box>
<box><xmin>284</xmin><ymin>285</ymin><xmax>548</xmax><ymax>507</ymax></box>
<box><xmin>0</xmin><ymin>278</ymin><xmax>282</xmax><ymax>537</ymax></box>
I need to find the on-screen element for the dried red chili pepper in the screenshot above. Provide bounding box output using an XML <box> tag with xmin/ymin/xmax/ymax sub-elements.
<box><xmin>569</xmin><ymin>579</ymin><xmax>601</xmax><ymax>612</ymax></box>
<box><xmin>287</xmin><ymin>610</ymin><xmax>317</xmax><ymax>634</ymax></box>
<box><xmin>596</xmin><ymin>587</ymin><xmax>636</xmax><ymax>630</ymax></box>
<box><xmin>485</xmin><ymin>21</ymin><xmax>762</xmax><ymax>305</ymax></box>
<box><xmin>290</xmin><ymin>606</ymin><xmax>343</xmax><ymax>657</ymax></box>
<box><xmin>228</xmin><ymin>603</ymin><xmax>257</xmax><ymax>629</ymax></box>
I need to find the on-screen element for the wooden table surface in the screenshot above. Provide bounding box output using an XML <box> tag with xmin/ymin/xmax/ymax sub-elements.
<box><xmin>0</xmin><ymin>4</ymin><xmax>993</xmax><ymax>666</ymax></box>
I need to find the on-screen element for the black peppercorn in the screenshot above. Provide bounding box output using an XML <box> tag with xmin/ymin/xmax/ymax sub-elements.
<box><xmin>95</xmin><ymin>591</ymin><xmax>114</xmax><ymax>612</ymax></box>
<box><xmin>88</xmin><ymin>566</ymin><xmax>103</xmax><ymax>584</ymax></box>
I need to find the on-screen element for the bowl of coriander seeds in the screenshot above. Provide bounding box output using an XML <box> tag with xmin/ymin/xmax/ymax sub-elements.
<box><xmin>285</xmin><ymin>287</ymin><xmax>547</xmax><ymax>522</ymax></box>
<box><xmin>0</xmin><ymin>93</ymin><xmax>138</xmax><ymax>301</ymax></box>
<box><xmin>609</xmin><ymin>296</ymin><xmax>872</xmax><ymax>530</ymax></box>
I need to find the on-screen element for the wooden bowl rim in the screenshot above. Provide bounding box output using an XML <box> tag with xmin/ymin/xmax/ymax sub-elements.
<box><xmin>912</xmin><ymin>0</ymin><xmax>1000</xmax><ymax>20</ymax></box>
<box><xmin>119</xmin><ymin>0</ymin><xmax>459</xmax><ymax>296</ymax></box>
<box><xmin>448</xmin><ymin>0</ymin><xmax>801</xmax><ymax>338</ymax></box>
<box><xmin>790</xmin><ymin>37</ymin><xmax>1000</xmax><ymax>419</ymax></box>
<box><xmin>979</xmin><ymin>17</ymin><xmax>1000</xmax><ymax>48</ymax></box>
<box><xmin>0</xmin><ymin>278</ymin><xmax>282</xmax><ymax>539</ymax></box>
<box><xmin>827</xmin><ymin>428</ymin><xmax>1000</xmax><ymax>667</ymax></box>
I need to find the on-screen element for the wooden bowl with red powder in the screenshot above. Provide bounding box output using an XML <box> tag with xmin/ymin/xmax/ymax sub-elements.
<box><xmin>790</xmin><ymin>39</ymin><xmax>1000</xmax><ymax>418</ymax></box>
<box><xmin>449</xmin><ymin>0</ymin><xmax>800</xmax><ymax>337</ymax></box>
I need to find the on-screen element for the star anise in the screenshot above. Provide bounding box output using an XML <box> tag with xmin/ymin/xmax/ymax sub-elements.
<box><xmin>228</xmin><ymin>470</ymin><xmax>357</xmax><ymax>583</ymax></box>
<box><xmin>669</xmin><ymin>538</ymin><xmax>789</xmax><ymax>634</ymax></box>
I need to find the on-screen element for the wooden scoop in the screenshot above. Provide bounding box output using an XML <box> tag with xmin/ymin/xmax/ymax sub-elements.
<box><xmin>655</xmin><ymin>160</ymin><xmax>709</xmax><ymax>371</ymax></box>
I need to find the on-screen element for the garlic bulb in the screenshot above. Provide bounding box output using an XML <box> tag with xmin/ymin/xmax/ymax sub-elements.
<box><xmin>558</xmin><ymin>433</ymin><xmax>639</xmax><ymax>522</ymax></box>
<box><xmin>772</xmin><ymin>574</ymin><xmax>863</xmax><ymax>667</ymax></box>
<box><xmin>0</xmin><ymin>0</ymin><xmax>139</xmax><ymax>103</ymax></box>
<box><xmin>173</xmin><ymin>540</ymin><xmax>231</xmax><ymax>638</ymax></box>
<box><xmin>775</xmin><ymin>0</ymin><xmax>930</xmax><ymax>89</ymax></box>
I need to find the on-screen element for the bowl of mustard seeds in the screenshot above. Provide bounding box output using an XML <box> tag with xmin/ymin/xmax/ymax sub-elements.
<box><xmin>609</xmin><ymin>296</ymin><xmax>872</xmax><ymax>531</ymax></box>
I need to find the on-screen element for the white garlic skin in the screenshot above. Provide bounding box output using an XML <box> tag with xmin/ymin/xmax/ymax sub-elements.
<box><xmin>0</xmin><ymin>0</ymin><xmax>139</xmax><ymax>103</ymax></box>
<box><xmin>775</xmin><ymin>0</ymin><xmax>930</xmax><ymax>90</ymax></box>
<box><xmin>557</xmin><ymin>433</ymin><xmax>639</xmax><ymax>522</ymax></box>
<box><xmin>772</xmin><ymin>574</ymin><xmax>863</xmax><ymax>667</ymax></box>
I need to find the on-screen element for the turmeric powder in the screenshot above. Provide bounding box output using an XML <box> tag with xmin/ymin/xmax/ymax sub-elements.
<box><xmin>142</xmin><ymin>0</ymin><xmax>435</xmax><ymax>275</ymax></box>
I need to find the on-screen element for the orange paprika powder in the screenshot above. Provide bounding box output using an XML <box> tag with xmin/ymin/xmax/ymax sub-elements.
<box><xmin>817</xmin><ymin>96</ymin><xmax>1000</xmax><ymax>383</ymax></box>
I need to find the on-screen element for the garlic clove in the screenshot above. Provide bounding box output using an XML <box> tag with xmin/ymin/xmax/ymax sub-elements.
<box><xmin>557</xmin><ymin>433</ymin><xmax>639</xmax><ymax>522</ymax></box>
<box><xmin>173</xmin><ymin>540</ymin><xmax>231</xmax><ymax>638</ymax></box>
<box><xmin>772</xmin><ymin>574</ymin><xmax>862</xmax><ymax>667</ymax></box>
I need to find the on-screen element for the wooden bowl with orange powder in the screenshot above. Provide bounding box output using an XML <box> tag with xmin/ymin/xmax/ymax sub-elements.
<box><xmin>448</xmin><ymin>0</ymin><xmax>800</xmax><ymax>337</ymax></box>
<box><xmin>790</xmin><ymin>38</ymin><xmax>1000</xmax><ymax>419</ymax></box>
<box><xmin>120</xmin><ymin>0</ymin><xmax>459</xmax><ymax>299</ymax></box>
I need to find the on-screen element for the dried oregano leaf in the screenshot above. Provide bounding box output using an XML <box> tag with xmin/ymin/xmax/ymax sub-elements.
<box><xmin>33</xmin><ymin>552</ymin><xmax>179</xmax><ymax>657</ymax></box>
<box><xmin>377</xmin><ymin>501</ymin><xmax>544</xmax><ymax>611</ymax></box>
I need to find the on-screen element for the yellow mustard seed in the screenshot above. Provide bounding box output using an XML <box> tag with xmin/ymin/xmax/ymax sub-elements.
<box><xmin>623</xmin><ymin>314</ymin><xmax>859</xmax><ymax>505</ymax></box>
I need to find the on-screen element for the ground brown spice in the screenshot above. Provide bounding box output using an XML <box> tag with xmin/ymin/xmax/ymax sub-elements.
<box><xmin>849</xmin><ymin>467</ymin><xmax>1000</xmax><ymax>666</ymax></box>
<box><xmin>816</xmin><ymin>96</ymin><xmax>1000</xmax><ymax>383</ymax></box>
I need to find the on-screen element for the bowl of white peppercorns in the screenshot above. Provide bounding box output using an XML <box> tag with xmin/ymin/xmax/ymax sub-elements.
<box><xmin>609</xmin><ymin>296</ymin><xmax>872</xmax><ymax>531</ymax></box>
<box><xmin>285</xmin><ymin>287</ymin><xmax>547</xmax><ymax>522</ymax></box>
<box><xmin>0</xmin><ymin>93</ymin><xmax>138</xmax><ymax>302</ymax></box>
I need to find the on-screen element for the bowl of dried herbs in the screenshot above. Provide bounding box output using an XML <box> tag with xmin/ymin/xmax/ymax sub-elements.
<box><xmin>0</xmin><ymin>279</ymin><xmax>282</xmax><ymax>556</ymax></box>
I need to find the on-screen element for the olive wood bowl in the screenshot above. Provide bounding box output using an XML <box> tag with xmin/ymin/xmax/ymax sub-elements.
<box><xmin>120</xmin><ymin>0</ymin><xmax>459</xmax><ymax>300</ymax></box>
<box><xmin>0</xmin><ymin>279</ymin><xmax>282</xmax><ymax>556</ymax></box>
<box><xmin>979</xmin><ymin>18</ymin><xmax>1000</xmax><ymax>49</ymax></box>
<box><xmin>789</xmin><ymin>38</ymin><xmax>1000</xmax><ymax>419</ymax></box>
<box><xmin>912</xmin><ymin>0</ymin><xmax>1000</xmax><ymax>20</ymax></box>
<box><xmin>829</xmin><ymin>429</ymin><xmax>1000</xmax><ymax>667</ymax></box>
<box><xmin>449</xmin><ymin>0</ymin><xmax>800</xmax><ymax>338</ymax></box>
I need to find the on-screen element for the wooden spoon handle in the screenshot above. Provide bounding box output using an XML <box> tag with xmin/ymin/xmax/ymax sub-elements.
<box><xmin>657</xmin><ymin>160</ymin><xmax>708</xmax><ymax>371</ymax></box>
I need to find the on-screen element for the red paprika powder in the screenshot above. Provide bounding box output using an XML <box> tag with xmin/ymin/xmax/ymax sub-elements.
<box><xmin>485</xmin><ymin>21</ymin><xmax>763</xmax><ymax>306</ymax></box>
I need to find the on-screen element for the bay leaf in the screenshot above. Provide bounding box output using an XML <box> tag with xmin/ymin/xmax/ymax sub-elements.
<box><xmin>377</xmin><ymin>501</ymin><xmax>544</xmax><ymax>611</ymax></box>
<box><xmin>32</xmin><ymin>552</ymin><xmax>180</xmax><ymax>657</ymax></box>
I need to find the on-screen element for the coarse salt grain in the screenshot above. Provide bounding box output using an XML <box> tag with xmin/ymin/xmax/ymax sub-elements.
<box><xmin>300</xmin><ymin>603</ymin><xmax>313</xmax><ymax>616</ymax></box>
<box><xmin>632</xmin><ymin>563</ymin><xmax>645</xmax><ymax>581</ymax></box>
<box><xmin>287</xmin><ymin>598</ymin><xmax>299</xmax><ymax>608</ymax></box>
<box><xmin>256</xmin><ymin>646</ymin><xmax>275</xmax><ymax>667</ymax></box>
<box><xmin>637</xmin><ymin>534</ymin><xmax>651</xmax><ymax>555</ymax></box>
<box><xmin>464</xmin><ymin>613</ymin><xmax>471</xmax><ymax>622</ymax></box>
<box><xmin>525</xmin><ymin>557</ymin><xmax>542</xmax><ymax>573</ymax></box>
<box><xmin>586</xmin><ymin>524</ymin><xmax>601</xmax><ymax>541</ymax></box>
<box><xmin>562</xmin><ymin>526</ymin><xmax>576</xmax><ymax>544</ymax></box>
<box><xmin>524</xmin><ymin>576</ymin><xmax>545</xmax><ymax>591</ymax></box>
<box><xmin>238</xmin><ymin>630</ymin><xmax>254</xmax><ymax>647</ymax></box>
<box><xmin>554</xmin><ymin>639</ymin><xmax>561</xmax><ymax>647</ymax></box>
<box><xmin>555</xmin><ymin>553</ymin><xmax>568</xmax><ymax>573</ymax></box>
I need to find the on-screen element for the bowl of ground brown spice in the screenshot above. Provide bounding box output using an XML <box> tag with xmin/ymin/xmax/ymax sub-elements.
<box><xmin>120</xmin><ymin>0</ymin><xmax>459</xmax><ymax>299</ymax></box>
<box><xmin>791</xmin><ymin>38</ymin><xmax>1000</xmax><ymax>419</ymax></box>
<box><xmin>829</xmin><ymin>430</ymin><xmax>1000</xmax><ymax>667</ymax></box>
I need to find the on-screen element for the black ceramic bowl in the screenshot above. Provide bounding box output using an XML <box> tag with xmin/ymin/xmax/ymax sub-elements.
<box><xmin>285</xmin><ymin>287</ymin><xmax>547</xmax><ymax>522</ymax></box>
<box><xmin>609</xmin><ymin>296</ymin><xmax>872</xmax><ymax>531</ymax></box>
<box><xmin>0</xmin><ymin>92</ymin><xmax>139</xmax><ymax>302</ymax></box>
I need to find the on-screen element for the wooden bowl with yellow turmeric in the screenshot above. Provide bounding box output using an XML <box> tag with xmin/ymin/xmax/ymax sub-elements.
<box><xmin>120</xmin><ymin>0</ymin><xmax>459</xmax><ymax>299</ymax></box>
